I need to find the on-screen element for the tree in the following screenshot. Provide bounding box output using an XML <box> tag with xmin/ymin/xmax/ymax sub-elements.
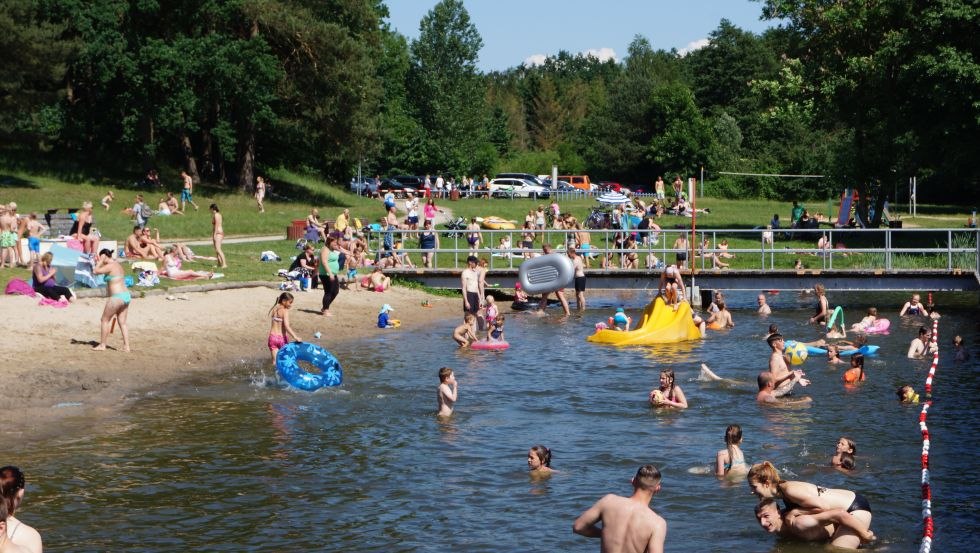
<box><xmin>408</xmin><ymin>0</ymin><xmax>489</xmax><ymax>174</ymax></box>
<box><xmin>761</xmin><ymin>0</ymin><xmax>980</xmax><ymax>216</ymax></box>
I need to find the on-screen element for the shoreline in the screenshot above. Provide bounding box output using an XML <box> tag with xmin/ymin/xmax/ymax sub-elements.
<box><xmin>3</xmin><ymin>283</ymin><xmax>462</xmax><ymax>442</ymax></box>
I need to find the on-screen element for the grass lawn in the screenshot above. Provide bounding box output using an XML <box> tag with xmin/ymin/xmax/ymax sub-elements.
<box><xmin>1</xmin><ymin>165</ymin><xmax>975</xmax><ymax>291</ymax></box>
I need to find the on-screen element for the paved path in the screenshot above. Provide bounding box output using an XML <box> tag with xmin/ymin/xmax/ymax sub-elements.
<box><xmin>183</xmin><ymin>235</ymin><xmax>283</xmax><ymax>246</ymax></box>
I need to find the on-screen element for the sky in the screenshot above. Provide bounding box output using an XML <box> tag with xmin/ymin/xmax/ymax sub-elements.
<box><xmin>384</xmin><ymin>0</ymin><xmax>778</xmax><ymax>72</ymax></box>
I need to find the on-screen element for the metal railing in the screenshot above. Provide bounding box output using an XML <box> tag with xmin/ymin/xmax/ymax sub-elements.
<box><xmin>356</xmin><ymin>226</ymin><xmax>979</xmax><ymax>274</ymax></box>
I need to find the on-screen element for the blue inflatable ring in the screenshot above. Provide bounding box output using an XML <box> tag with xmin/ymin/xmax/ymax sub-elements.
<box><xmin>276</xmin><ymin>342</ymin><xmax>343</xmax><ymax>391</ymax></box>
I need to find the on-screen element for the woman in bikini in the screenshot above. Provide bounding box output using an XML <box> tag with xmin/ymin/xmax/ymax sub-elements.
<box><xmin>268</xmin><ymin>292</ymin><xmax>301</xmax><ymax>365</ymax></box>
<box><xmin>466</xmin><ymin>217</ymin><xmax>482</xmax><ymax>250</ymax></box>
<box><xmin>163</xmin><ymin>246</ymin><xmax>213</xmax><ymax>280</ymax></box>
<box><xmin>92</xmin><ymin>248</ymin><xmax>131</xmax><ymax>352</ymax></box>
<box><xmin>649</xmin><ymin>368</ymin><xmax>688</xmax><ymax>408</ymax></box>
<box><xmin>748</xmin><ymin>461</ymin><xmax>874</xmax><ymax>549</ymax></box>
<box><xmin>210</xmin><ymin>203</ymin><xmax>227</xmax><ymax>268</ymax></box>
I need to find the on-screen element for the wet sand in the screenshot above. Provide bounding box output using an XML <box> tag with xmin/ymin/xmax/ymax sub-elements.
<box><xmin>1</xmin><ymin>284</ymin><xmax>460</xmax><ymax>439</ymax></box>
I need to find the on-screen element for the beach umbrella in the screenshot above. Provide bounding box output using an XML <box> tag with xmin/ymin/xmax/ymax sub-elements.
<box><xmin>597</xmin><ymin>192</ymin><xmax>630</xmax><ymax>204</ymax></box>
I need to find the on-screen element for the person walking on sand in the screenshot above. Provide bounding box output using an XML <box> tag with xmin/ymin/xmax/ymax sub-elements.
<box><xmin>573</xmin><ymin>464</ymin><xmax>667</xmax><ymax>553</ymax></box>
<box><xmin>180</xmin><ymin>170</ymin><xmax>199</xmax><ymax>211</ymax></box>
<box><xmin>92</xmin><ymin>249</ymin><xmax>131</xmax><ymax>352</ymax></box>
<box><xmin>210</xmin><ymin>204</ymin><xmax>227</xmax><ymax>268</ymax></box>
<box><xmin>437</xmin><ymin>367</ymin><xmax>458</xmax><ymax>417</ymax></box>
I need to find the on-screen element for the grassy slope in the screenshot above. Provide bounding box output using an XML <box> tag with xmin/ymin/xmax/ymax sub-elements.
<box><xmin>1</xmin><ymin>166</ymin><xmax>974</xmax><ymax>290</ymax></box>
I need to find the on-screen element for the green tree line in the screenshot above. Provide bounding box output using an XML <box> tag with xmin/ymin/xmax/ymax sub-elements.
<box><xmin>1</xmin><ymin>0</ymin><xmax>976</xmax><ymax>213</ymax></box>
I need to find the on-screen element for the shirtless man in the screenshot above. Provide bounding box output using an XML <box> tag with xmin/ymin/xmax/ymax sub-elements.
<box><xmin>180</xmin><ymin>170</ymin><xmax>199</xmax><ymax>211</ymax></box>
<box><xmin>706</xmin><ymin>300</ymin><xmax>734</xmax><ymax>329</ymax></box>
<box><xmin>757</xmin><ymin>293</ymin><xmax>772</xmax><ymax>315</ymax></box>
<box><xmin>573</xmin><ymin>465</ymin><xmax>667</xmax><ymax>553</ymax></box>
<box><xmin>124</xmin><ymin>226</ymin><xmax>163</xmax><ymax>261</ymax></box>
<box><xmin>809</xmin><ymin>283</ymin><xmax>829</xmax><ymax>324</ymax></box>
<box><xmin>437</xmin><ymin>367</ymin><xmax>458</xmax><ymax>417</ymax></box>
<box><xmin>757</xmin><ymin>371</ymin><xmax>812</xmax><ymax>406</ymax></box>
<box><xmin>907</xmin><ymin>326</ymin><xmax>936</xmax><ymax>358</ymax></box>
<box><xmin>755</xmin><ymin>498</ymin><xmax>874</xmax><ymax>550</ymax></box>
<box><xmin>0</xmin><ymin>204</ymin><xmax>18</xmax><ymax>268</ymax></box>
<box><xmin>767</xmin><ymin>334</ymin><xmax>810</xmax><ymax>396</ymax></box>
<box><xmin>461</xmin><ymin>255</ymin><xmax>484</xmax><ymax>315</ymax></box>
<box><xmin>568</xmin><ymin>246</ymin><xmax>586</xmax><ymax>310</ymax></box>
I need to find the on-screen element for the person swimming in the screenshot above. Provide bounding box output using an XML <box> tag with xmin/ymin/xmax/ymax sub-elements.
<box><xmin>831</xmin><ymin>437</ymin><xmax>856</xmax><ymax>468</ymax></box>
<box><xmin>716</xmin><ymin>424</ymin><xmax>748</xmax><ymax>477</ymax></box>
<box><xmin>842</xmin><ymin>354</ymin><xmax>865</xmax><ymax>384</ymax></box>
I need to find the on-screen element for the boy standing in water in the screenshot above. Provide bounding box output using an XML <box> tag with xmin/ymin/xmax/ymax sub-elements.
<box><xmin>437</xmin><ymin>367</ymin><xmax>458</xmax><ymax>417</ymax></box>
<box><xmin>573</xmin><ymin>464</ymin><xmax>667</xmax><ymax>553</ymax></box>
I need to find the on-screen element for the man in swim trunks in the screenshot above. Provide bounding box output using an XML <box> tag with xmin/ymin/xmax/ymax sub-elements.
<box><xmin>461</xmin><ymin>255</ymin><xmax>483</xmax><ymax>315</ymax></box>
<box><xmin>907</xmin><ymin>326</ymin><xmax>936</xmax><ymax>358</ymax></box>
<box><xmin>0</xmin><ymin>203</ymin><xmax>18</xmax><ymax>268</ymax></box>
<box><xmin>180</xmin><ymin>170</ymin><xmax>199</xmax><ymax>211</ymax></box>
<box><xmin>755</xmin><ymin>498</ymin><xmax>874</xmax><ymax>549</ymax></box>
<box><xmin>573</xmin><ymin>464</ymin><xmax>667</xmax><ymax>553</ymax></box>
<box><xmin>568</xmin><ymin>246</ymin><xmax>586</xmax><ymax>311</ymax></box>
<box><xmin>757</xmin><ymin>371</ymin><xmax>812</xmax><ymax>405</ymax></box>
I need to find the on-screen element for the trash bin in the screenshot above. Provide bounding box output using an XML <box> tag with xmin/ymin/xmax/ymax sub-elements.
<box><xmin>287</xmin><ymin>219</ymin><xmax>307</xmax><ymax>240</ymax></box>
<box><xmin>888</xmin><ymin>220</ymin><xmax>903</xmax><ymax>229</ymax></box>
<box><xmin>450</xmin><ymin>188</ymin><xmax>460</xmax><ymax>201</ymax></box>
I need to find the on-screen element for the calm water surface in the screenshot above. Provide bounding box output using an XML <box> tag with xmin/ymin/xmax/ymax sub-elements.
<box><xmin>11</xmin><ymin>291</ymin><xmax>980</xmax><ymax>552</ymax></box>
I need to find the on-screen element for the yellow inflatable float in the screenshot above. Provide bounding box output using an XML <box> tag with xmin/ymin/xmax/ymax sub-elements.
<box><xmin>587</xmin><ymin>297</ymin><xmax>703</xmax><ymax>345</ymax></box>
<box><xmin>479</xmin><ymin>216</ymin><xmax>517</xmax><ymax>230</ymax></box>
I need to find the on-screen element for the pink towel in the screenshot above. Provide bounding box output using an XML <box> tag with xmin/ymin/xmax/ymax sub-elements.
<box><xmin>38</xmin><ymin>297</ymin><xmax>69</xmax><ymax>308</ymax></box>
<box><xmin>4</xmin><ymin>278</ymin><xmax>35</xmax><ymax>296</ymax></box>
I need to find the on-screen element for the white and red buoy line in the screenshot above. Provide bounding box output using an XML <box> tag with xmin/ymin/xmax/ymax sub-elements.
<box><xmin>918</xmin><ymin>317</ymin><xmax>939</xmax><ymax>553</ymax></box>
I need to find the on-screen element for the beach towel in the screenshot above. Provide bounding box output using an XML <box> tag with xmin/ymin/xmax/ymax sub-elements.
<box><xmin>38</xmin><ymin>297</ymin><xmax>69</xmax><ymax>308</ymax></box>
<box><xmin>4</xmin><ymin>278</ymin><xmax>35</xmax><ymax>296</ymax></box>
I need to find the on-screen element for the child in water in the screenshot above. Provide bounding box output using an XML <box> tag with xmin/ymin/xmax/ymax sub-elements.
<box><xmin>842</xmin><ymin>353</ymin><xmax>866</xmax><ymax>384</ymax></box>
<box><xmin>953</xmin><ymin>335</ymin><xmax>969</xmax><ymax>362</ymax></box>
<box><xmin>649</xmin><ymin>368</ymin><xmax>688</xmax><ymax>408</ymax></box>
<box><xmin>826</xmin><ymin>344</ymin><xmax>846</xmax><ymax>365</ymax></box>
<box><xmin>268</xmin><ymin>292</ymin><xmax>302</xmax><ymax>365</ymax></box>
<box><xmin>514</xmin><ymin>282</ymin><xmax>529</xmax><ymax>304</ymax></box>
<box><xmin>437</xmin><ymin>367</ymin><xmax>458</xmax><ymax>417</ymax></box>
<box><xmin>715</xmin><ymin>424</ymin><xmax>748</xmax><ymax>477</ymax></box>
<box><xmin>611</xmin><ymin>307</ymin><xmax>631</xmax><ymax>331</ymax></box>
<box><xmin>831</xmin><ymin>437</ymin><xmax>856</xmax><ymax>468</ymax></box>
<box><xmin>452</xmin><ymin>313</ymin><xmax>478</xmax><ymax>347</ymax></box>
<box><xmin>850</xmin><ymin>307</ymin><xmax>878</xmax><ymax>332</ymax></box>
<box><xmin>527</xmin><ymin>445</ymin><xmax>554</xmax><ymax>476</ymax></box>
<box><xmin>896</xmin><ymin>385</ymin><xmax>920</xmax><ymax>404</ymax></box>
<box><xmin>484</xmin><ymin>295</ymin><xmax>498</xmax><ymax>329</ymax></box>
<box><xmin>487</xmin><ymin>314</ymin><xmax>505</xmax><ymax>342</ymax></box>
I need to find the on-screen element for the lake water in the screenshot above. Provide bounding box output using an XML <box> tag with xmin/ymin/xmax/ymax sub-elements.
<box><xmin>12</xmin><ymin>291</ymin><xmax>979</xmax><ymax>552</ymax></box>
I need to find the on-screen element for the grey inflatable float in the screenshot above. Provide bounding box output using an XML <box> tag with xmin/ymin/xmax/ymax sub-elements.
<box><xmin>518</xmin><ymin>253</ymin><xmax>574</xmax><ymax>294</ymax></box>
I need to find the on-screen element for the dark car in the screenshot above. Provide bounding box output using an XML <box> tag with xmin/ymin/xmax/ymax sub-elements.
<box><xmin>378</xmin><ymin>179</ymin><xmax>417</xmax><ymax>198</ymax></box>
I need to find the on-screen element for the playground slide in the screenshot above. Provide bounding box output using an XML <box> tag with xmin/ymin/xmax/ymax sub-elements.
<box><xmin>587</xmin><ymin>297</ymin><xmax>703</xmax><ymax>345</ymax></box>
<box><xmin>836</xmin><ymin>189</ymin><xmax>854</xmax><ymax>227</ymax></box>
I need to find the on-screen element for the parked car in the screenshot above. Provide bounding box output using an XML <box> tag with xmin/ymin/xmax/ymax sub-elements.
<box><xmin>495</xmin><ymin>173</ymin><xmax>546</xmax><ymax>186</ymax></box>
<box><xmin>599</xmin><ymin>181</ymin><xmax>630</xmax><ymax>194</ymax></box>
<box><xmin>349</xmin><ymin>178</ymin><xmax>373</xmax><ymax>195</ymax></box>
<box><xmin>557</xmin><ymin>175</ymin><xmax>595</xmax><ymax>192</ymax></box>
<box><xmin>378</xmin><ymin>179</ymin><xmax>417</xmax><ymax>198</ymax></box>
<box><xmin>487</xmin><ymin>178</ymin><xmax>550</xmax><ymax>199</ymax></box>
<box><xmin>542</xmin><ymin>179</ymin><xmax>585</xmax><ymax>194</ymax></box>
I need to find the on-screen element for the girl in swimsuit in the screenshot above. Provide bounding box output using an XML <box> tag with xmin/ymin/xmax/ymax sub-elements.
<box><xmin>487</xmin><ymin>314</ymin><xmax>505</xmax><ymax>342</ymax></box>
<box><xmin>210</xmin><ymin>204</ymin><xmax>227</xmax><ymax>268</ymax></box>
<box><xmin>527</xmin><ymin>444</ymin><xmax>554</xmax><ymax>477</ymax></box>
<box><xmin>899</xmin><ymin>293</ymin><xmax>928</xmax><ymax>317</ymax></box>
<box><xmin>92</xmin><ymin>248</ymin><xmax>131</xmax><ymax>352</ymax></box>
<box><xmin>831</xmin><ymin>437</ymin><xmax>856</xmax><ymax>468</ymax></box>
<box><xmin>747</xmin><ymin>461</ymin><xmax>874</xmax><ymax>549</ymax></box>
<box><xmin>268</xmin><ymin>292</ymin><xmax>301</xmax><ymax>365</ymax></box>
<box><xmin>716</xmin><ymin>424</ymin><xmax>748</xmax><ymax>477</ymax></box>
<box><xmin>649</xmin><ymin>368</ymin><xmax>688</xmax><ymax>408</ymax></box>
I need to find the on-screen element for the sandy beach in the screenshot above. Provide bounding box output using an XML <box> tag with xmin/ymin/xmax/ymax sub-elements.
<box><xmin>1</xmin><ymin>283</ymin><xmax>460</xmax><ymax>438</ymax></box>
